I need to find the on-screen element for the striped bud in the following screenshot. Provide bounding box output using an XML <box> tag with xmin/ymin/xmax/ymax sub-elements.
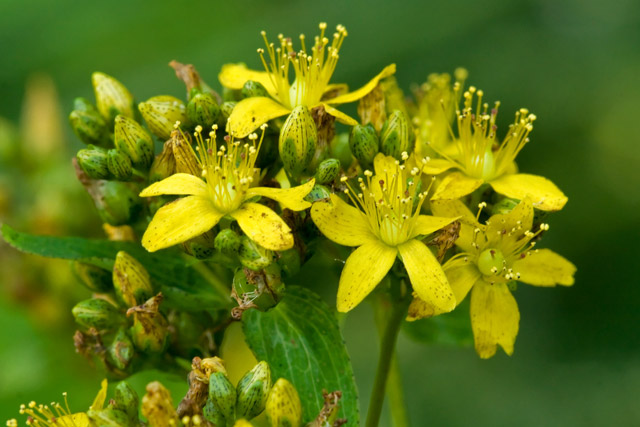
<box><xmin>139</xmin><ymin>95</ymin><xmax>188</xmax><ymax>140</ymax></box>
<box><xmin>349</xmin><ymin>123</ymin><xmax>379</xmax><ymax>169</ymax></box>
<box><xmin>108</xmin><ymin>328</ymin><xmax>135</xmax><ymax>371</ymax></box>
<box><xmin>187</xmin><ymin>92</ymin><xmax>220</xmax><ymax>130</ymax></box>
<box><xmin>77</xmin><ymin>145</ymin><xmax>111</xmax><ymax>179</ymax></box>
<box><xmin>69</xmin><ymin>97</ymin><xmax>110</xmax><ymax>146</ymax></box>
<box><xmin>314</xmin><ymin>158</ymin><xmax>340</xmax><ymax>184</ymax></box>
<box><xmin>93</xmin><ymin>181</ymin><xmax>141</xmax><ymax>226</ymax></box>
<box><xmin>303</xmin><ymin>183</ymin><xmax>331</xmax><ymax>203</ymax></box>
<box><xmin>279</xmin><ymin>106</ymin><xmax>317</xmax><ymax>178</ymax></box>
<box><xmin>236</xmin><ymin>361</ymin><xmax>272</xmax><ymax>420</ymax></box>
<box><xmin>380</xmin><ymin>109</ymin><xmax>414</xmax><ymax>160</ymax></box>
<box><xmin>87</xmin><ymin>407</ymin><xmax>131</xmax><ymax>427</ymax></box>
<box><xmin>149</xmin><ymin>139</ymin><xmax>177</xmax><ymax>183</ymax></box>
<box><xmin>208</xmin><ymin>371</ymin><xmax>236</xmax><ymax>421</ymax></box>
<box><xmin>128</xmin><ymin>294</ymin><xmax>168</xmax><ymax>353</ymax></box>
<box><xmin>171</xmin><ymin>130</ymin><xmax>200</xmax><ymax>176</ymax></box>
<box><xmin>113</xmin><ymin>251</ymin><xmax>153</xmax><ymax>307</ymax></box>
<box><xmin>233</xmin><ymin>268</ymin><xmax>277</xmax><ymax>310</ymax></box>
<box><xmin>72</xmin><ymin>298</ymin><xmax>122</xmax><ymax>330</ymax></box>
<box><xmin>114</xmin><ymin>115</ymin><xmax>154</xmax><ymax>169</ymax></box>
<box><xmin>107</xmin><ymin>148</ymin><xmax>133</xmax><ymax>181</ymax></box>
<box><xmin>214</xmin><ymin>229</ymin><xmax>242</xmax><ymax>256</ymax></box>
<box><xmin>266</xmin><ymin>378</ymin><xmax>302</xmax><ymax>427</ymax></box>
<box><xmin>238</xmin><ymin>236</ymin><xmax>274</xmax><ymax>271</ymax></box>
<box><xmin>71</xmin><ymin>262</ymin><xmax>113</xmax><ymax>293</ymax></box>
<box><xmin>113</xmin><ymin>381</ymin><xmax>139</xmax><ymax>422</ymax></box>
<box><xmin>92</xmin><ymin>72</ymin><xmax>135</xmax><ymax>124</ymax></box>
<box><xmin>241</xmin><ymin>80</ymin><xmax>270</xmax><ymax>98</ymax></box>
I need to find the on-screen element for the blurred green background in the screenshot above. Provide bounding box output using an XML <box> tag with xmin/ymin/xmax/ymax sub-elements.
<box><xmin>1</xmin><ymin>0</ymin><xmax>639</xmax><ymax>425</ymax></box>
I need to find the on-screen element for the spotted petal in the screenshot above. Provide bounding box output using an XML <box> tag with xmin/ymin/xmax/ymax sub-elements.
<box><xmin>227</xmin><ymin>97</ymin><xmax>291</xmax><ymax>138</ymax></box>
<box><xmin>311</xmin><ymin>194</ymin><xmax>375</xmax><ymax>247</ymax></box>
<box><xmin>327</xmin><ymin>64</ymin><xmax>396</xmax><ymax>105</ymax></box>
<box><xmin>245</xmin><ymin>179</ymin><xmax>315</xmax><ymax>211</ymax></box>
<box><xmin>431</xmin><ymin>172</ymin><xmax>484</xmax><ymax>201</ymax></box>
<box><xmin>410</xmin><ymin>214</ymin><xmax>459</xmax><ymax>239</ymax></box>
<box><xmin>231</xmin><ymin>202</ymin><xmax>293</xmax><ymax>251</ymax></box>
<box><xmin>337</xmin><ymin>241</ymin><xmax>397</xmax><ymax>312</ymax></box>
<box><xmin>139</xmin><ymin>173</ymin><xmax>207</xmax><ymax>197</ymax></box>
<box><xmin>218</xmin><ymin>63</ymin><xmax>277</xmax><ymax>97</ymax></box>
<box><xmin>512</xmin><ymin>249</ymin><xmax>576</xmax><ymax>286</ymax></box>
<box><xmin>490</xmin><ymin>173</ymin><xmax>568</xmax><ymax>212</ymax></box>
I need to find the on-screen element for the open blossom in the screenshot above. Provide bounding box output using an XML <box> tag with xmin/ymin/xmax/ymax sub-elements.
<box><xmin>219</xmin><ymin>23</ymin><xmax>396</xmax><ymax>138</ymax></box>
<box><xmin>409</xmin><ymin>198</ymin><xmax>576</xmax><ymax>358</ymax></box>
<box><xmin>311</xmin><ymin>153</ymin><xmax>459</xmax><ymax>312</ymax></box>
<box><xmin>139</xmin><ymin>125</ymin><xmax>314</xmax><ymax>252</ymax></box>
<box><xmin>424</xmin><ymin>87</ymin><xmax>567</xmax><ymax>212</ymax></box>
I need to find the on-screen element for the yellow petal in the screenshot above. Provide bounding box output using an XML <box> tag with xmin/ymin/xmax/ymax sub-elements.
<box><xmin>311</xmin><ymin>194</ymin><xmax>375</xmax><ymax>247</ymax></box>
<box><xmin>218</xmin><ymin>63</ymin><xmax>277</xmax><ymax>97</ymax></box>
<box><xmin>398</xmin><ymin>239</ymin><xmax>455</xmax><ymax>313</ymax></box>
<box><xmin>470</xmin><ymin>280</ymin><xmax>520</xmax><ymax>359</ymax></box>
<box><xmin>142</xmin><ymin>196</ymin><xmax>223</xmax><ymax>252</ymax></box>
<box><xmin>407</xmin><ymin>295</ymin><xmax>439</xmax><ymax>320</ymax></box>
<box><xmin>430</xmin><ymin>199</ymin><xmax>477</xmax><ymax>253</ymax></box>
<box><xmin>410</xmin><ymin>214</ymin><xmax>459</xmax><ymax>239</ymax></box>
<box><xmin>373</xmin><ymin>153</ymin><xmax>398</xmax><ymax>176</ymax></box>
<box><xmin>327</xmin><ymin>64</ymin><xmax>397</xmax><ymax>105</ymax></box>
<box><xmin>512</xmin><ymin>249</ymin><xmax>576</xmax><ymax>286</ymax></box>
<box><xmin>337</xmin><ymin>241</ymin><xmax>397</xmax><ymax>312</ymax></box>
<box><xmin>431</xmin><ymin>172</ymin><xmax>484</xmax><ymax>201</ymax></box>
<box><xmin>231</xmin><ymin>202</ymin><xmax>293</xmax><ymax>251</ymax></box>
<box><xmin>490</xmin><ymin>173</ymin><xmax>568</xmax><ymax>212</ymax></box>
<box><xmin>228</xmin><ymin>97</ymin><xmax>291</xmax><ymax>138</ymax></box>
<box><xmin>57</xmin><ymin>413</ymin><xmax>91</xmax><ymax>427</ymax></box>
<box><xmin>319</xmin><ymin>102</ymin><xmax>359</xmax><ymax>126</ymax></box>
<box><xmin>245</xmin><ymin>179</ymin><xmax>315</xmax><ymax>211</ymax></box>
<box><xmin>139</xmin><ymin>173</ymin><xmax>207</xmax><ymax>197</ymax></box>
<box><xmin>486</xmin><ymin>197</ymin><xmax>534</xmax><ymax>241</ymax></box>
<box><xmin>422</xmin><ymin>158</ymin><xmax>456</xmax><ymax>175</ymax></box>
<box><xmin>322</xmin><ymin>83</ymin><xmax>349</xmax><ymax>98</ymax></box>
<box><xmin>91</xmin><ymin>378</ymin><xmax>109</xmax><ymax>410</ymax></box>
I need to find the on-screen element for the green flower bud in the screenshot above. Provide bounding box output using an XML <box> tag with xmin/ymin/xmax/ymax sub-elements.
<box><xmin>187</xmin><ymin>92</ymin><xmax>221</xmax><ymax>130</ymax></box>
<box><xmin>203</xmin><ymin>399</ymin><xmax>227</xmax><ymax>426</ymax></box>
<box><xmin>215</xmin><ymin>229</ymin><xmax>242</xmax><ymax>256</ymax></box>
<box><xmin>315</xmin><ymin>158</ymin><xmax>341</xmax><ymax>184</ymax></box>
<box><xmin>139</xmin><ymin>95</ymin><xmax>188</xmax><ymax>140</ymax></box>
<box><xmin>71</xmin><ymin>262</ymin><xmax>112</xmax><ymax>292</ymax></box>
<box><xmin>69</xmin><ymin>97</ymin><xmax>111</xmax><ymax>146</ymax></box>
<box><xmin>107</xmin><ymin>148</ymin><xmax>133</xmax><ymax>181</ymax></box>
<box><xmin>266</xmin><ymin>378</ymin><xmax>302</xmax><ymax>427</ymax></box>
<box><xmin>330</xmin><ymin>132</ymin><xmax>353</xmax><ymax>170</ymax></box>
<box><xmin>276</xmin><ymin>248</ymin><xmax>301</xmax><ymax>278</ymax></box>
<box><xmin>87</xmin><ymin>407</ymin><xmax>133</xmax><ymax>427</ymax></box>
<box><xmin>93</xmin><ymin>181</ymin><xmax>141</xmax><ymax>226</ymax></box>
<box><xmin>113</xmin><ymin>381</ymin><xmax>139</xmax><ymax>422</ymax></box>
<box><xmin>182</xmin><ymin>231</ymin><xmax>216</xmax><ymax>260</ymax></box>
<box><xmin>232</xmin><ymin>269</ymin><xmax>277</xmax><ymax>311</ymax></box>
<box><xmin>237</xmin><ymin>361</ymin><xmax>272</xmax><ymax>420</ymax></box>
<box><xmin>241</xmin><ymin>80</ymin><xmax>270</xmax><ymax>98</ymax></box>
<box><xmin>491</xmin><ymin>197</ymin><xmax>519</xmax><ymax>216</ymax></box>
<box><xmin>72</xmin><ymin>298</ymin><xmax>122</xmax><ymax>330</ymax></box>
<box><xmin>77</xmin><ymin>145</ymin><xmax>111</xmax><ymax>179</ymax></box>
<box><xmin>208</xmin><ymin>371</ymin><xmax>236</xmax><ymax>421</ymax></box>
<box><xmin>149</xmin><ymin>139</ymin><xmax>177</xmax><ymax>182</ymax></box>
<box><xmin>223</xmin><ymin>86</ymin><xmax>242</xmax><ymax>102</ymax></box>
<box><xmin>171</xmin><ymin>130</ymin><xmax>201</xmax><ymax>176</ymax></box>
<box><xmin>220</xmin><ymin>101</ymin><xmax>236</xmax><ymax>124</ymax></box>
<box><xmin>92</xmin><ymin>72</ymin><xmax>135</xmax><ymax>124</ymax></box>
<box><xmin>142</xmin><ymin>381</ymin><xmax>179</xmax><ymax>427</ymax></box>
<box><xmin>108</xmin><ymin>328</ymin><xmax>135</xmax><ymax>371</ymax></box>
<box><xmin>380</xmin><ymin>109</ymin><xmax>414</xmax><ymax>160</ymax></box>
<box><xmin>128</xmin><ymin>294</ymin><xmax>168</xmax><ymax>353</ymax></box>
<box><xmin>238</xmin><ymin>236</ymin><xmax>274</xmax><ymax>271</ymax></box>
<box><xmin>279</xmin><ymin>106</ymin><xmax>317</xmax><ymax>178</ymax></box>
<box><xmin>113</xmin><ymin>251</ymin><xmax>153</xmax><ymax>307</ymax></box>
<box><xmin>303</xmin><ymin>184</ymin><xmax>331</xmax><ymax>203</ymax></box>
<box><xmin>114</xmin><ymin>115</ymin><xmax>154</xmax><ymax>169</ymax></box>
<box><xmin>349</xmin><ymin>123</ymin><xmax>379</xmax><ymax>169</ymax></box>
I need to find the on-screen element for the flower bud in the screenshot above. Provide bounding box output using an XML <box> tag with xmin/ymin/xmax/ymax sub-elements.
<box><xmin>330</xmin><ymin>133</ymin><xmax>353</xmax><ymax>170</ymax></box>
<box><xmin>203</xmin><ymin>399</ymin><xmax>227</xmax><ymax>426</ymax></box>
<box><xmin>238</xmin><ymin>236</ymin><xmax>274</xmax><ymax>271</ymax></box>
<box><xmin>77</xmin><ymin>145</ymin><xmax>111</xmax><ymax>179</ymax></box>
<box><xmin>236</xmin><ymin>361</ymin><xmax>272</xmax><ymax>420</ymax></box>
<box><xmin>71</xmin><ymin>261</ymin><xmax>112</xmax><ymax>293</ymax></box>
<box><xmin>69</xmin><ymin>97</ymin><xmax>111</xmax><ymax>146</ymax></box>
<box><xmin>241</xmin><ymin>80</ymin><xmax>270</xmax><ymax>98</ymax></box>
<box><xmin>149</xmin><ymin>139</ymin><xmax>177</xmax><ymax>182</ymax></box>
<box><xmin>182</xmin><ymin>231</ymin><xmax>216</xmax><ymax>260</ymax></box>
<box><xmin>220</xmin><ymin>101</ymin><xmax>236</xmax><ymax>124</ymax></box>
<box><xmin>107</xmin><ymin>148</ymin><xmax>133</xmax><ymax>181</ymax></box>
<box><xmin>72</xmin><ymin>298</ymin><xmax>122</xmax><ymax>330</ymax></box>
<box><xmin>113</xmin><ymin>381</ymin><xmax>139</xmax><ymax>422</ymax></box>
<box><xmin>114</xmin><ymin>115</ymin><xmax>154</xmax><ymax>169</ymax></box>
<box><xmin>215</xmin><ymin>228</ymin><xmax>242</xmax><ymax>256</ymax></box>
<box><xmin>303</xmin><ymin>184</ymin><xmax>331</xmax><ymax>203</ymax></box>
<box><xmin>314</xmin><ymin>158</ymin><xmax>341</xmax><ymax>184</ymax></box>
<box><xmin>92</xmin><ymin>72</ymin><xmax>135</xmax><ymax>124</ymax></box>
<box><xmin>139</xmin><ymin>95</ymin><xmax>188</xmax><ymax>140</ymax></box>
<box><xmin>113</xmin><ymin>251</ymin><xmax>154</xmax><ymax>307</ymax></box>
<box><xmin>128</xmin><ymin>294</ymin><xmax>168</xmax><ymax>353</ymax></box>
<box><xmin>108</xmin><ymin>328</ymin><xmax>135</xmax><ymax>371</ymax></box>
<box><xmin>349</xmin><ymin>123</ymin><xmax>379</xmax><ymax>169</ymax></box>
<box><xmin>266</xmin><ymin>378</ymin><xmax>302</xmax><ymax>427</ymax></box>
<box><xmin>187</xmin><ymin>92</ymin><xmax>221</xmax><ymax>130</ymax></box>
<box><xmin>93</xmin><ymin>181</ymin><xmax>141</xmax><ymax>226</ymax></box>
<box><xmin>276</xmin><ymin>248</ymin><xmax>301</xmax><ymax>278</ymax></box>
<box><xmin>233</xmin><ymin>269</ymin><xmax>275</xmax><ymax>310</ymax></box>
<box><xmin>142</xmin><ymin>381</ymin><xmax>179</xmax><ymax>427</ymax></box>
<box><xmin>380</xmin><ymin>109</ymin><xmax>414</xmax><ymax>160</ymax></box>
<box><xmin>171</xmin><ymin>130</ymin><xmax>201</xmax><ymax>176</ymax></box>
<box><xmin>208</xmin><ymin>371</ymin><xmax>236</xmax><ymax>421</ymax></box>
<box><xmin>87</xmin><ymin>407</ymin><xmax>132</xmax><ymax>427</ymax></box>
<box><xmin>279</xmin><ymin>106</ymin><xmax>317</xmax><ymax>178</ymax></box>
<box><xmin>491</xmin><ymin>197</ymin><xmax>519</xmax><ymax>216</ymax></box>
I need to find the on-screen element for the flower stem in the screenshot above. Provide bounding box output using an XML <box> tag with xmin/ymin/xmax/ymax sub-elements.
<box><xmin>387</xmin><ymin>353</ymin><xmax>410</xmax><ymax>427</ymax></box>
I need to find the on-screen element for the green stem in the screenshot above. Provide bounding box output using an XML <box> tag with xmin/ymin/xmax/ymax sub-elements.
<box><xmin>366</xmin><ymin>292</ymin><xmax>409</xmax><ymax>427</ymax></box>
<box><xmin>387</xmin><ymin>354</ymin><xmax>410</xmax><ymax>427</ymax></box>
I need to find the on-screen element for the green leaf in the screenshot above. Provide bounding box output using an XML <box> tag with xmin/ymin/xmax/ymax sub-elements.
<box><xmin>402</xmin><ymin>298</ymin><xmax>473</xmax><ymax>346</ymax></box>
<box><xmin>1</xmin><ymin>223</ymin><xmax>230</xmax><ymax>311</ymax></box>
<box><xmin>243</xmin><ymin>286</ymin><xmax>359</xmax><ymax>424</ymax></box>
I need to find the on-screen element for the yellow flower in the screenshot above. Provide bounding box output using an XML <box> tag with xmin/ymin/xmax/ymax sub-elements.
<box><xmin>219</xmin><ymin>23</ymin><xmax>396</xmax><ymax>138</ymax></box>
<box><xmin>140</xmin><ymin>125</ymin><xmax>314</xmax><ymax>252</ymax></box>
<box><xmin>10</xmin><ymin>379</ymin><xmax>107</xmax><ymax>427</ymax></box>
<box><xmin>426</xmin><ymin>87</ymin><xmax>568</xmax><ymax>211</ymax></box>
<box><xmin>311</xmin><ymin>153</ymin><xmax>459</xmax><ymax>312</ymax></box>
<box><xmin>408</xmin><ymin>198</ymin><xmax>576</xmax><ymax>358</ymax></box>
